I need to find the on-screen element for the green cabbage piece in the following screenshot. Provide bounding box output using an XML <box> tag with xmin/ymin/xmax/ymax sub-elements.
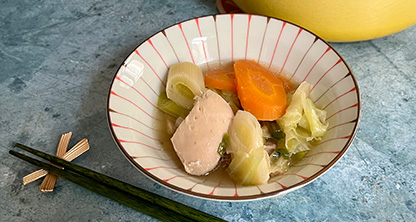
<box><xmin>277</xmin><ymin>82</ymin><xmax>328</xmax><ymax>153</ymax></box>
<box><xmin>271</xmin><ymin>82</ymin><xmax>329</xmax><ymax>174</ymax></box>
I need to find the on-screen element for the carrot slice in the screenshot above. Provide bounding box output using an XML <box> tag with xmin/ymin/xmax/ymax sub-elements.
<box><xmin>204</xmin><ymin>67</ymin><xmax>237</xmax><ymax>92</ymax></box>
<box><xmin>234</xmin><ymin>60</ymin><xmax>287</xmax><ymax>121</ymax></box>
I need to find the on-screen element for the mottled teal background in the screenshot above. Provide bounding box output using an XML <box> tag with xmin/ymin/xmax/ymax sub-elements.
<box><xmin>1</xmin><ymin>0</ymin><xmax>415</xmax><ymax>221</ymax></box>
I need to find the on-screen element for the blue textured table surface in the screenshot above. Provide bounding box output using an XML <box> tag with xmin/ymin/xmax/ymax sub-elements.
<box><xmin>1</xmin><ymin>1</ymin><xmax>415</xmax><ymax>221</ymax></box>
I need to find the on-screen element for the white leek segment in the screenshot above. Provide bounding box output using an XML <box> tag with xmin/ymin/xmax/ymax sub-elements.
<box><xmin>227</xmin><ymin>110</ymin><xmax>270</xmax><ymax>185</ymax></box>
<box><xmin>157</xmin><ymin>91</ymin><xmax>190</xmax><ymax>118</ymax></box>
<box><xmin>277</xmin><ymin>82</ymin><xmax>329</xmax><ymax>154</ymax></box>
<box><xmin>227</xmin><ymin>110</ymin><xmax>264</xmax><ymax>154</ymax></box>
<box><xmin>228</xmin><ymin>148</ymin><xmax>270</xmax><ymax>185</ymax></box>
<box><xmin>166</xmin><ymin>62</ymin><xmax>206</xmax><ymax>109</ymax></box>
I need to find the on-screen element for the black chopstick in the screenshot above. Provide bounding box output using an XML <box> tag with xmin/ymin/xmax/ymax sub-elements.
<box><xmin>10</xmin><ymin>143</ymin><xmax>225</xmax><ymax>222</ymax></box>
<box><xmin>13</xmin><ymin>143</ymin><xmax>208</xmax><ymax>218</ymax></box>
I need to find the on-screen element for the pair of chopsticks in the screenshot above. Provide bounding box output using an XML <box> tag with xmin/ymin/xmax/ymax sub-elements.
<box><xmin>10</xmin><ymin>143</ymin><xmax>225</xmax><ymax>222</ymax></box>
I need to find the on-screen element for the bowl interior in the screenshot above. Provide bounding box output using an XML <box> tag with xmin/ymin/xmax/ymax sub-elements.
<box><xmin>107</xmin><ymin>14</ymin><xmax>360</xmax><ymax>200</ymax></box>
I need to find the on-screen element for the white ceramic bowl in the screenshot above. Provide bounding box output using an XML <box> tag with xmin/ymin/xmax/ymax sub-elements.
<box><xmin>107</xmin><ymin>14</ymin><xmax>360</xmax><ymax>201</ymax></box>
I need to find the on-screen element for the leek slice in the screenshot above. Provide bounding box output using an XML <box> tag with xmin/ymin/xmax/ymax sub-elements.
<box><xmin>227</xmin><ymin>110</ymin><xmax>270</xmax><ymax>185</ymax></box>
<box><xmin>227</xmin><ymin>147</ymin><xmax>270</xmax><ymax>185</ymax></box>
<box><xmin>217</xmin><ymin>133</ymin><xmax>230</xmax><ymax>157</ymax></box>
<box><xmin>166</xmin><ymin>62</ymin><xmax>206</xmax><ymax>109</ymax></box>
<box><xmin>227</xmin><ymin>110</ymin><xmax>263</xmax><ymax>154</ymax></box>
<box><xmin>157</xmin><ymin>91</ymin><xmax>190</xmax><ymax>119</ymax></box>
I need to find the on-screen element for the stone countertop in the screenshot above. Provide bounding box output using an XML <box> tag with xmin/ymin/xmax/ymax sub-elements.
<box><xmin>1</xmin><ymin>1</ymin><xmax>415</xmax><ymax>221</ymax></box>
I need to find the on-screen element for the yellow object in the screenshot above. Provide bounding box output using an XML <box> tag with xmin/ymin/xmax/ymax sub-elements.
<box><xmin>232</xmin><ymin>0</ymin><xmax>416</xmax><ymax>42</ymax></box>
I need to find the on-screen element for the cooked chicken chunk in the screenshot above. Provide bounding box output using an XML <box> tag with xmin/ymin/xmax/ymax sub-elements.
<box><xmin>171</xmin><ymin>90</ymin><xmax>234</xmax><ymax>176</ymax></box>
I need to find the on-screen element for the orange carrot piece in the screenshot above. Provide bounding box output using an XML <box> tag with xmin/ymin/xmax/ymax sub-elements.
<box><xmin>234</xmin><ymin>60</ymin><xmax>287</xmax><ymax>121</ymax></box>
<box><xmin>204</xmin><ymin>67</ymin><xmax>237</xmax><ymax>92</ymax></box>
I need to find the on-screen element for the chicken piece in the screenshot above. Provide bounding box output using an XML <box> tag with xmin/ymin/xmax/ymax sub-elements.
<box><xmin>171</xmin><ymin>90</ymin><xmax>234</xmax><ymax>176</ymax></box>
